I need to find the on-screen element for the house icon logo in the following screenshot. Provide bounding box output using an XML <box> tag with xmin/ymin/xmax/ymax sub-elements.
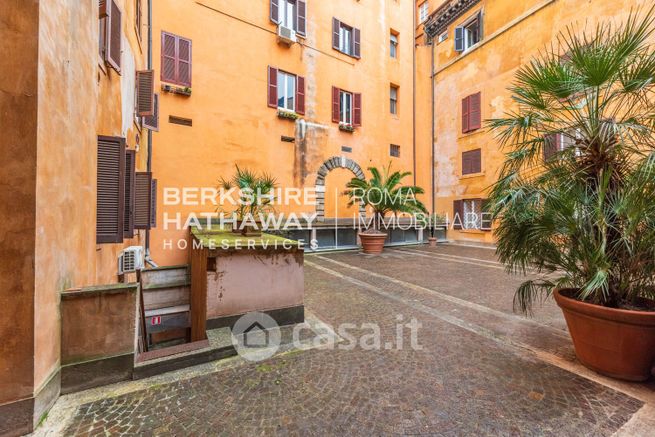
<box><xmin>243</xmin><ymin>321</ymin><xmax>269</xmax><ymax>348</ymax></box>
<box><xmin>231</xmin><ymin>312</ymin><xmax>281</xmax><ymax>362</ymax></box>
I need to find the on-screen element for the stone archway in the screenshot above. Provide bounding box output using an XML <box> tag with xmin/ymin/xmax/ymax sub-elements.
<box><xmin>315</xmin><ymin>156</ymin><xmax>367</xmax><ymax>221</ymax></box>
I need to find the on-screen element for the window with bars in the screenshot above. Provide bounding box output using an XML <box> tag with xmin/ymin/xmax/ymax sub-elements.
<box><xmin>390</xmin><ymin>144</ymin><xmax>400</xmax><ymax>158</ymax></box>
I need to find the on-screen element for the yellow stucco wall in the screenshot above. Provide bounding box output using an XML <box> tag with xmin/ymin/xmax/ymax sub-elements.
<box><xmin>150</xmin><ymin>0</ymin><xmax>425</xmax><ymax>265</ymax></box>
<box><xmin>428</xmin><ymin>0</ymin><xmax>649</xmax><ymax>244</ymax></box>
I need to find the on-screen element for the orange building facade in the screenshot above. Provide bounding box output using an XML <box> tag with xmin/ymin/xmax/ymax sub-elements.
<box><xmin>417</xmin><ymin>0</ymin><xmax>649</xmax><ymax>244</ymax></box>
<box><xmin>149</xmin><ymin>0</ymin><xmax>428</xmax><ymax>266</ymax></box>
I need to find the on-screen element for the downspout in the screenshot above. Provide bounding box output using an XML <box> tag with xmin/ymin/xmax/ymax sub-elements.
<box><xmin>412</xmin><ymin>5</ymin><xmax>417</xmax><ymax>186</ymax></box>
<box><xmin>145</xmin><ymin>0</ymin><xmax>157</xmax><ymax>268</ymax></box>
<box><xmin>430</xmin><ymin>38</ymin><xmax>435</xmax><ymax>215</ymax></box>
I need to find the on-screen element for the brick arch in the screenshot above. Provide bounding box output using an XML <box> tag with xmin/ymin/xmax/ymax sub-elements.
<box><xmin>315</xmin><ymin>156</ymin><xmax>367</xmax><ymax>220</ymax></box>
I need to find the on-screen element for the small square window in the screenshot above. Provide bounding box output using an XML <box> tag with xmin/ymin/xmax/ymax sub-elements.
<box><xmin>390</xmin><ymin>144</ymin><xmax>400</xmax><ymax>157</ymax></box>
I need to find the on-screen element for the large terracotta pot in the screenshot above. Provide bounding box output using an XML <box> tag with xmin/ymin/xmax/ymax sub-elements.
<box><xmin>554</xmin><ymin>289</ymin><xmax>655</xmax><ymax>381</ymax></box>
<box><xmin>359</xmin><ymin>232</ymin><xmax>387</xmax><ymax>254</ymax></box>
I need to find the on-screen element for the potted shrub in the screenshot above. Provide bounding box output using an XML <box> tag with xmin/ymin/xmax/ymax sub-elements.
<box><xmin>219</xmin><ymin>166</ymin><xmax>277</xmax><ymax>236</ymax></box>
<box><xmin>345</xmin><ymin>164</ymin><xmax>427</xmax><ymax>254</ymax></box>
<box><xmin>488</xmin><ymin>9</ymin><xmax>655</xmax><ymax>381</ymax></box>
<box><xmin>427</xmin><ymin>213</ymin><xmax>447</xmax><ymax>247</ymax></box>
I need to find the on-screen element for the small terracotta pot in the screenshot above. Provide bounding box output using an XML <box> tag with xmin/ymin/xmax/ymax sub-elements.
<box><xmin>554</xmin><ymin>289</ymin><xmax>655</xmax><ymax>381</ymax></box>
<box><xmin>428</xmin><ymin>237</ymin><xmax>437</xmax><ymax>247</ymax></box>
<box><xmin>359</xmin><ymin>232</ymin><xmax>387</xmax><ymax>254</ymax></box>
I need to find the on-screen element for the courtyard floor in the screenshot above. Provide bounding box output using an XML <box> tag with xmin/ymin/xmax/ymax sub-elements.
<box><xmin>36</xmin><ymin>244</ymin><xmax>655</xmax><ymax>436</ymax></box>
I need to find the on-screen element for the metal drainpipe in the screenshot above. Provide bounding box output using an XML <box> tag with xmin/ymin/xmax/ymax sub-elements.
<box><xmin>430</xmin><ymin>38</ymin><xmax>435</xmax><ymax>215</ymax></box>
<box><xmin>145</xmin><ymin>0</ymin><xmax>157</xmax><ymax>268</ymax></box>
<box><xmin>412</xmin><ymin>6</ymin><xmax>417</xmax><ymax>186</ymax></box>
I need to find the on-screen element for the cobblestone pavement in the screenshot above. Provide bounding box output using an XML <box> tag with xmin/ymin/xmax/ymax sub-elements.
<box><xmin>46</xmin><ymin>244</ymin><xmax>655</xmax><ymax>436</ymax></box>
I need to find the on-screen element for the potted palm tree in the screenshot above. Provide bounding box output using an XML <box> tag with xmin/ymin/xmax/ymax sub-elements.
<box><xmin>489</xmin><ymin>8</ymin><xmax>655</xmax><ymax>381</ymax></box>
<box><xmin>345</xmin><ymin>164</ymin><xmax>427</xmax><ymax>254</ymax></box>
<box><xmin>219</xmin><ymin>166</ymin><xmax>277</xmax><ymax>236</ymax></box>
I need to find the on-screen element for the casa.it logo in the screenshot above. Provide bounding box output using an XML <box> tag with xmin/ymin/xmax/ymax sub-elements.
<box><xmin>231</xmin><ymin>312</ymin><xmax>281</xmax><ymax>362</ymax></box>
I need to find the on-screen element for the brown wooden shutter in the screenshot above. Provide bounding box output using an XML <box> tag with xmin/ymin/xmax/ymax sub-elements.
<box><xmin>296</xmin><ymin>75</ymin><xmax>305</xmax><ymax>115</ymax></box>
<box><xmin>297</xmin><ymin>0</ymin><xmax>306</xmax><ymax>36</ymax></box>
<box><xmin>161</xmin><ymin>32</ymin><xmax>177</xmax><ymax>83</ymax></box>
<box><xmin>353</xmin><ymin>93</ymin><xmax>362</xmax><ymax>126</ymax></box>
<box><xmin>481</xmin><ymin>199</ymin><xmax>492</xmax><ymax>231</ymax></box>
<box><xmin>124</xmin><ymin>150</ymin><xmax>136</xmax><ymax>238</ymax></box>
<box><xmin>461</xmin><ymin>96</ymin><xmax>470</xmax><ymax>133</ymax></box>
<box><xmin>143</xmin><ymin>93</ymin><xmax>160</xmax><ymax>131</ymax></box>
<box><xmin>353</xmin><ymin>28</ymin><xmax>361</xmax><ymax>58</ymax></box>
<box><xmin>463</xmin><ymin>149</ymin><xmax>481</xmax><ymax>174</ymax></box>
<box><xmin>453</xmin><ymin>200</ymin><xmax>463</xmax><ymax>230</ymax></box>
<box><xmin>99</xmin><ymin>0</ymin><xmax>108</xmax><ymax>18</ymax></box>
<box><xmin>462</xmin><ymin>151</ymin><xmax>470</xmax><ymax>175</ymax></box>
<box><xmin>150</xmin><ymin>179</ymin><xmax>158</xmax><ymax>228</ymax></box>
<box><xmin>332</xmin><ymin>86</ymin><xmax>340</xmax><ymax>123</ymax></box>
<box><xmin>134</xmin><ymin>172</ymin><xmax>152</xmax><ymax>229</ymax></box>
<box><xmin>106</xmin><ymin>0</ymin><xmax>122</xmax><ymax>73</ymax></box>
<box><xmin>332</xmin><ymin>18</ymin><xmax>341</xmax><ymax>50</ymax></box>
<box><xmin>469</xmin><ymin>92</ymin><xmax>481</xmax><ymax>130</ymax></box>
<box><xmin>136</xmin><ymin>70</ymin><xmax>155</xmax><ymax>116</ymax></box>
<box><xmin>177</xmin><ymin>37</ymin><xmax>192</xmax><ymax>87</ymax></box>
<box><xmin>270</xmin><ymin>0</ymin><xmax>279</xmax><ymax>23</ymax></box>
<box><xmin>544</xmin><ymin>134</ymin><xmax>560</xmax><ymax>161</ymax></box>
<box><xmin>268</xmin><ymin>66</ymin><xmax>278</xmax><ymax>108</ymax></box>
<box><xmin>97</xmin><ymin>136</ymin><xmax>125</xmax><ymax>243</ymax></box>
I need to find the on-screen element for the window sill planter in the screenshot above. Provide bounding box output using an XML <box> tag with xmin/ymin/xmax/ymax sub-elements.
<box><xmin>277</xmin><ymin>110</ymin><xmax>300</xmax><ymax>121</ymax></box>
<box><xmin>161</xmin><ymin>84</ymin><xmax>192</xmax><ymax>97</ymax></box>
<box><xmin>339</xmin><ymin>123</ymin><xmax>356</xmax><ymax>133</ymax></box>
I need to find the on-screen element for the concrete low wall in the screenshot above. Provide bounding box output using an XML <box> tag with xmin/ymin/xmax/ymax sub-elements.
<box><xmin>206</xmin><ymin>250</ymin><xmax>304</xmax><ymax>325</ymax></box>
<box><xmin>60</xmin><ymin>283</ymin><xmax>139</xmax><ymax>393</ymax></box>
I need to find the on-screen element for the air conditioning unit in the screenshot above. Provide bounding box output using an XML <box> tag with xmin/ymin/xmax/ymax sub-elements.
<box><xmin>118</xmin><ymin>246</ymin><xmax>145</xmax><ymax>275</ymax></box>
<box><xmin>277</xmin><ymin>25</ymin><xmax>297</xmax><ymax>45</ymax></box>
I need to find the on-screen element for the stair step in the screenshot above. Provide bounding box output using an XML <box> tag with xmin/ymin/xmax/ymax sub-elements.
<box><xmin>134</xmin><ymin>328</ymin><xmax>236</xmax><ymax>379</ymax></box>
<box><xmin>145</xmin><ymin>305</ymin><xmax>190</xmax><ymax>318</ymax></box>
<box><xmin>144</xmin><ymin>299</ymin><xmax>189</xmax><ymax>312</ymax></box>
<box><xmin>143</xmin><ymin>280</ymin><xmax>190</xmax><ymax>291</ymax></box>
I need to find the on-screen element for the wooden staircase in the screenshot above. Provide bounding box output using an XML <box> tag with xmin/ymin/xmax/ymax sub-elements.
<box><xmin>140</xmin><ymin>265</ymin><xmax>191</xmax><ymax>348</ymax></box>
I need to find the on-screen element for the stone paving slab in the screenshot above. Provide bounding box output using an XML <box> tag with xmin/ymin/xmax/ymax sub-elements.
<box><xmin>42</xmin><ymin>247</ymin><xmax>652</xmax><ymax>436</ymax></box>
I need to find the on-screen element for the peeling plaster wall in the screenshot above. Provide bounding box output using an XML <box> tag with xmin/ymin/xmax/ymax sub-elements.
<box><xmin>150</xmin><ymin>0</ymin><xmax>421</xmax><ymax>265</ymax></box>
<box><xmin>430</xmin><ymin>0</ymin><xmax>649</xmax><ymax>244</ymax></box>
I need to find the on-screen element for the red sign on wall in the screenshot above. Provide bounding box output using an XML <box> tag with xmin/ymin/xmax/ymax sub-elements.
<box><xmin>151</xmin><ymin>316</ymin><xmax>162</xmax><ymax>326</ymax></box>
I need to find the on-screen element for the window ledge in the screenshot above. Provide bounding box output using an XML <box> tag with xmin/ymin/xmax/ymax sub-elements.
<box><xmin>460</xmin><ymin>172</ymin><xmax>485</xmax><ymax>180</ymax></box>
<box><xmin>339</xmin><ymin>124</ymin><xmax>356</xmax><ymax>133</ymax></box>
<box><xmin>459</xmin><ymin>129</ymin><xmax>483</xmax><ymax>138</ymax></box>
<box><xmin>459</xmin><ymin>229</ymin><xmax>486</xmax><ymax>234</ymax></box>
